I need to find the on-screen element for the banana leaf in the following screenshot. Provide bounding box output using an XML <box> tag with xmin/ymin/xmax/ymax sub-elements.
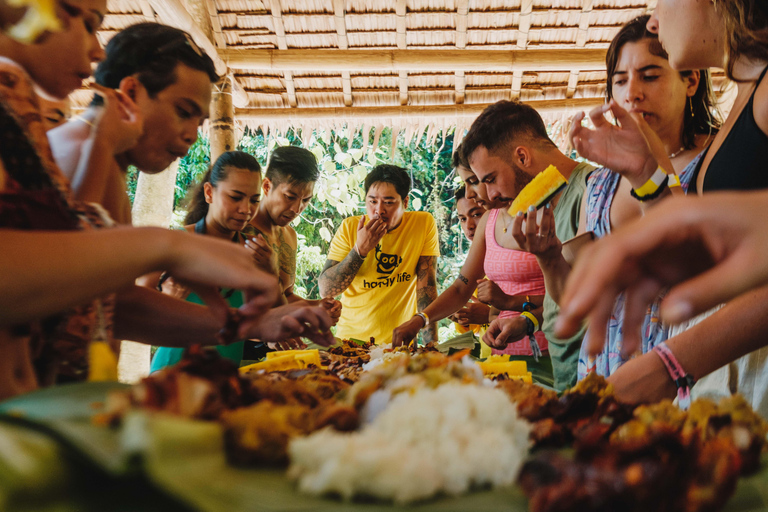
<box><xmin>1</xmin><ymin>383</ymin><xmax>768</xmax><ymax>512</ymax></box>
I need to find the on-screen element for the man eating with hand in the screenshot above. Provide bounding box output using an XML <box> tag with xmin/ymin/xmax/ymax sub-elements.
<box><xmin>319</xmin><ymin>164</ymin><xmax>440</xmax><ymax>345</ymax></box>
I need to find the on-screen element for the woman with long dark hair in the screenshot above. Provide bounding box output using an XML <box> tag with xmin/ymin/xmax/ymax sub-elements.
<box><xmin>148</xmin><ymin>151</ymin><xmax>263</xmax><ymax>371</ymax></box>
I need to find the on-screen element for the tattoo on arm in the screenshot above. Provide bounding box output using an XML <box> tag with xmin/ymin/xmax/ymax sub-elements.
<box><xmin>416</xmin><ymin>256</ymin><xmax>439</xmax><ymax>343</ymax></box>
<box><xmin>276</xmin><ymin>230</ymin><xmax>296</xmax><ymax>278</ymax></box>
<box><xmin>318</xmin><ymin>250</ymin><xmax>365</xmax><ymax>298</ymax></box>
<box><xmin>457</xmin><ymin>274</ymin><xmax>469</xmax><ymax>285</ymax></box>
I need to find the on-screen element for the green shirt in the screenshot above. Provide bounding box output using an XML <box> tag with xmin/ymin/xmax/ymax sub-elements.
<box><xmin>542</xmin><ymin>161</ymin><xmax>594</xmax><ymax>391</ymax></box>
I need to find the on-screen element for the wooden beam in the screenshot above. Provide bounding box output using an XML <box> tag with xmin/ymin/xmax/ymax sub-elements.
<box><xmin>210</xmin><ymin>78</ymin><xmax>235</xmax><ymax>162</ymax></box>
<box><xmin>575</xmin><ymin>0</ymin><xmax>593</xmax><ymax>47</ymax></box>
<box><xmin>455</xmin><ymin>0</ymin><xmax>468</xmax><ymax>104</ymax></box>
<box><xmin>147</xmin><ymin>0</ymin><xmax>249</xmax><ymax>107</ymax></box>
<box><xmin>396</xmin><ymin>0</ymin><xmax>407</xmax><ymax>49</ymax></box>
<box><xmin>334</xmin><ymin>0</ymin><xmax>352</xmax><ymax>106</ymax></box>
<box><xmin>284</xmin><ymin>70</ymin><xmax>297</xmax><ymax>107</ymax></box>
<box><xmin>456</xmin><ymin>0</ymin><xmax>468</xmax><ymax>49</ymax></box>
<box><xmin>205</xmin><ymin>0</ymin><xmax>226</xmax><ymax>48</ymax></box>
<box><xmin>566</xmin><ymin>70</ymin><xmax>580</xmax><ymax>99</ymax></box>
<box><xmin>455</xmin><ymin>70</ymin><xmax>465</xmax><ymax>104</ymax></box>
<box><xmin>222</xmin><ymin>48</ymin><xmax>607</xmax><ymax>72</ymax></box>
<box><xmin>342</xmin><ymin>71</ymin><xmax>353</xmax><ymax>107</ymax></box>
<box><xmin>399</xmin><ymin>70</ymin><xmax>409</xmax><ymax>106</ymax></box>
<box><xmin>511</xmin><ymin>69</ymin><xmax>523</xmax><ymax>100</ymax></box>
<box><xmin>138</xmin><ymin>0</ymin><xmax>155</xmax><ymax>21</ymax></box>
<box><xmin>517</xmin><ymin>0</ymin><xmax>533</xmax><ymax>50</ymax></box>
<box><xmin>235</xmin><ymin>98</ymin><xmax>603</xmax><ymax>121</ymax></box>
<box><xmin>266</xmin><ymin>0</ymin><xmax>298</xmax><ymax>109</ymax></box>
<box><xmin>333</xmin><ymin>0</ymin><xmax>348</xmax><ymax>49</ymax></box>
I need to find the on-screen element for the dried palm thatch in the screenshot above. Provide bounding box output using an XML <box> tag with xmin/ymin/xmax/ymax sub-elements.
<box><xmin>73</xmin><ymin>0</ymin><xmax>728</xmax><ymax>146</ymax></box>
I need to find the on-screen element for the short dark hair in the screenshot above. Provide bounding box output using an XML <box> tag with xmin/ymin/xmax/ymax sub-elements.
<box><xmin>364</xmin><ymin>164</ymin><xmax>411</xmax><ymax>201</ymax></box>
<box><xmin>185</xmin><ymin>151</ymin><xmax>261</xmax><ymax>225</ymax></box>
<box><xmin>452</xmin><ymin>142</ymin><xmax>470</xmax><ymax>170</ymax></box>
<box><xmin>454</xmin><ymin>185</ymin><xmax>466</xmax><ymax>202</ymax></box>
<box><xmin>94</xmin><ymin>23</ymin><xmax>218</xmax><ymax>98</ymax></box>
<box><xmin>265</xmin><ymin>146</ymin><xmax>320</xmax><ymax>187</ymax></box>
<box><xmin>462</xmin><ymin>100</ymin><xmax>555</xmax><ymax>162</ymax></box>
<box><xmin>605</xmin><ymin>15</ymin><xmax>720</xmax><ymax>150</ymax></box>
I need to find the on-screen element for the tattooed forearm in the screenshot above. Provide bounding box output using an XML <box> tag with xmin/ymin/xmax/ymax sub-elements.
<box><xmin>318</xmin><ymin>250</ymin><xmax>365</xmax><ymax>298</ymax></box>
<box><xmin>457</xmin><ymin>273</ymin><xmax>469</xmax><ymax>285</ymax></box>
<box><xmin>416</xmin><ymin>256</ymin><xmax>439</xmax><ymax>343</ymax></box>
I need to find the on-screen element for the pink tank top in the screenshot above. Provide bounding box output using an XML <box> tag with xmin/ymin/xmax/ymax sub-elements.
<box><xmin>483</xmin><ymin>208</ymin><xmax>548</xmax><ymax>356</ymax></box>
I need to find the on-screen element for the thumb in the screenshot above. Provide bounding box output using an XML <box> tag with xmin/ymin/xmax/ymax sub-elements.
<box><xmin>477</xmin><ymin>278</ymin><xmax>487</xmax><ymax>285</ymax></box>
<box><xmin>358</xmin><ymin>215</ymin><xmax>366</xmax><ymax>230</ymax></box>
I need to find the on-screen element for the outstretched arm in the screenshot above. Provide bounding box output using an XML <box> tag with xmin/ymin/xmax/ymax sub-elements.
<box><xmin>416</xmin><ymin>255</ymin><xmax>439</xmax><ymax>344</ymax></box>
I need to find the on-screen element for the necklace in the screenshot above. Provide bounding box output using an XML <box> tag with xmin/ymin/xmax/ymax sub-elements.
<box><xmin>668</xmin><ymin>145</ymin><xmax>686</xmax><ymax>159</ymax></box>
<box><xmin>502</xmin><ymin>210</ymin><xmax>515</xmax><ymax>233</ymax></box>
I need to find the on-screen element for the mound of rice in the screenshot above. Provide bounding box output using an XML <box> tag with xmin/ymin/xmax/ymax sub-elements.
<box><xmin>287</xmin><ymin>383</ymin><xmax>531</xmax><ymax>504</ymax></box>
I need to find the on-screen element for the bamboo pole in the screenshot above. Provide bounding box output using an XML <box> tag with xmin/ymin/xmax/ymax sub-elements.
<box><xmin>235</xmin><ymin>97</ymin><xmax>603</xmax><ymax>122</ymax></box>
<box><xmin>210</xmin><ymin>77</ymin><xmax>236</xmax><ymax>162</ymax></box>
<box><xmin>220</xmin><ymin>48</ymin><xmax>607</xmax><ymax>72</ymax></box>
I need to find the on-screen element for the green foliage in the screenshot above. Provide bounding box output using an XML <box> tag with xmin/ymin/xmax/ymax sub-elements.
<box><xmin>127</xmin><ymin>126</ymin><xmax>469</xmax><ymax>336</ymax></box>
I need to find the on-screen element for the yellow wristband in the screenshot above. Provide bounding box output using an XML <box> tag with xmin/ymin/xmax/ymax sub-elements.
<box><xmin>668</xmin><ymin>174</ymin><xmax>681</xmax><ymax>188</ymax></box>
<box><xmin>520</xmin><ymin>311</ymin><xmax>539</xmax><ymax>332</ymax></box>
<box><xmin>633</xmin><ymin>166</ymin><xmax>668</xmax><ymax>197</ymax></box>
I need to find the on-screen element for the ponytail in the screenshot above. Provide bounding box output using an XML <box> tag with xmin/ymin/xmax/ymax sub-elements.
<box><xmin>184</xmin><ymin>168</ymin><xmax>213</xmax><ymax>225</ymax></box>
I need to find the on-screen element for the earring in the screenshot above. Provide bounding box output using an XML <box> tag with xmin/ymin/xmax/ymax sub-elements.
<box><xmin>689</xmin><ymin>96</ymin><xmax>694</xmax><ymax>118</ymax></box>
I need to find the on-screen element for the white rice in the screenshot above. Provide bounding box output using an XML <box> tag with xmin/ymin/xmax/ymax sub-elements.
<box><xmin>287</xmin><ymin>383</ymin><xmax>531</xmax><ymax>504</ymax></box>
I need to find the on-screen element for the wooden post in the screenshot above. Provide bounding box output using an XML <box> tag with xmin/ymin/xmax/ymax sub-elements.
<box><xmin>210</xmin><ymin>77</ymin><xmax>236</xmax><ymax>163</ymax></box>
<box><xmin>119</xmin><ymin>160</ymin><xmax>180</xmax><ymax>383</ymax></box>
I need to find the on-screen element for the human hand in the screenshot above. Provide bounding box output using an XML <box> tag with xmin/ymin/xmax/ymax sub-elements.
<box><xmin>245</xmin><ymin>234</ymin><xmax>278</xmax><ymax>274</ymax></box>
<box><xmin>267</xmin><ymin>338</ymin><xmax>307</xmax><ymax>351</ymax></box>
<box><xmin>511</xmin><ymin>204</ymin><xmax>562</xmax><ymax>261</ymax></box>
<box><xmin>165</xmin><ymin>230</ymin><xmax>279</xmax><ymax>331</ymax></box>
<box><xmin>90</xmin><ymin>84</ymin><xmax>143</xmax><ymax>156</ymax></box>
<box><xmin>355</xmin><ymin>215</ymin><xmax>387</xmax><ymax>256</ymax></box>
<box><xmin>476</xmin><ymin>279</ymin><xmax>512</xmax><ymax>310</ymax></box>
<box><xmin>482</xmin><ymin>316</ymin><xmax>527</xmax><ymax>349</ymax></box>
<box><xmin>319</xmin><ymin>297</ymin><xmax>342</xmax><ymax>325</ymax></box>
<box><xmin>556</xmin><ymin>192</ymin><xmax>768</xmax><ymax>358</ymax></box>
<box><xmin>606</xmin><ymin>351</ymin><xmax>676</xmax><ymax>404</ymax></box>
<box><xmin>392</xmin><ymin>316</ymin><xmax>424</xmax><ymax>347</ymax></box>
<box><xmin>450</xmin><ymin>298</ymin><xmax>491</xmax><ymax>326</ymax></box>
<box><xmin>247</xmin><ymin>304</ymin><xmax>334</xmax><ymax>347</ymax></box>
<box><xmin>569</xmin><ymin>101</ymin><xmax>659</xmax><ymax>188</ymax></box>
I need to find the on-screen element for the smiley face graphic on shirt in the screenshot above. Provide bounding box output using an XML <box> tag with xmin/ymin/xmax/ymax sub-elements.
<box><xmin>375</xmin><ymin>245</ymin><xmax>402</xmax><ymax>275</ymax></box>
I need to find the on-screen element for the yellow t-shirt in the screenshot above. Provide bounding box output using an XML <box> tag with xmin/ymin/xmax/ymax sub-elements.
<box><xmin>328</xmin><ymin>211</ymin><xmax>440</xmax><ymax>344</ymax></box>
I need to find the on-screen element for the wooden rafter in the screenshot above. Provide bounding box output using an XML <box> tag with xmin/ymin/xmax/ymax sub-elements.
<box><xmin>266</xmin><ymin>0</ymin><xmax>297</xmax><ymax>108</ymax></box>
<box><xmin>333</xmin><ymin>0</ymin><xmax>348</xmax><ymax>50</ymax></box>
<box><xmin>333</xmin><ymin>0</ymin><xmax>352</xmax><ymax>107</ymax></box>
<box><xmin>235</xmin><ymin>98</ymin><xmax>603</xmax><ymax>122</ymax></box>
<box><xmin>138</xmin><ymin>0</ymin><xmax>155</xmax><ymax>22</ymax></box>
<box><xmin>455</xmin><ymin>0</ymin><xmax>468</xmax><ymax>104</ymax></box>
<box><xmin>512</xmin><ymin>0</ymin><xmax>534</xmax><ymax>100</ymax></box>
<box><xmin>566</xmin><ymin>70</ymin><xmax>580</xmax><ymax>98</ymax></box>
<box><xmin>516</xmin><ymin>0</ymin><xmax>534</xmax><ymax>50</ymax></box>
<box><xmin>205</xmin><ymin>0</ymin><xmax>226</xmax><ymax>48</ymax></box>
<box><xmin>222</xmin><ymin>48</ymin><xmax>607</xmax><ymax>72</ymax></box>
<box><xmin>147</xmin><ymin>0</ymin><xmax>249</xmax><ymax>107</ymax></box>
<box><xmin>396</xmin><ymin>0</ymin><xmax>408</xmax><ymax>106</ymax></box>
<box><xmin>575</xmin><ymin>0</ymin><xmax>594</xmax><ymax>47</ymax></box>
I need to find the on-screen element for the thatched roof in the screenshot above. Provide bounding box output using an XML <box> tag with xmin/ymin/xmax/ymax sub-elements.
<box><xmin>73</xmin><ymin>0</ymin><xmax>728</xmax><ymax>145</ymax></box>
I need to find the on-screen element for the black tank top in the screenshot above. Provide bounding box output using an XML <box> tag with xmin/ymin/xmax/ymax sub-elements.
<box><xmin>690</xmin><ymin>65</ymin><xmax>768</xmax><ymax>193</ymax></box>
